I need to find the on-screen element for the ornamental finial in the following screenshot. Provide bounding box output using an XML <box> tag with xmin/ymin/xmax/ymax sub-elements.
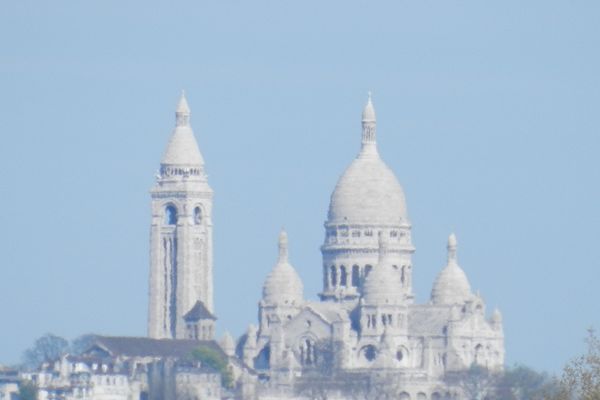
<box><xmin>176</xmin><ymin>90</ymin><xmax>191</xmax><ymax>127</ymax></box>
<box><xmin>361</xmin><ymin>92</ymin><xmax>377</xmax><ymax>149</ymax></box>
<box><xmin>447</xmin><ymin>233</ymin><xmax>458</xmax><ymax>264</ymax></box>
<box><xmin>278</xmin><ymin>228</ymin><xmax>289</xmax><ymax>263</ymax></box>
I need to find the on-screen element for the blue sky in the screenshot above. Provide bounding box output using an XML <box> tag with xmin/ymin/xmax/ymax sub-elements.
<box><xmin>0</xmin><ymin>1</ymin><xmax>599</xmax><ymax>372</ymax></box>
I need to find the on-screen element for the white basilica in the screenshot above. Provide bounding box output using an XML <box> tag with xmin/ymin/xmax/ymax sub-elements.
<box><xmin>147</xmin><ymin>93</ymin><xmax>505</xmax><ymax>399</ymax></box>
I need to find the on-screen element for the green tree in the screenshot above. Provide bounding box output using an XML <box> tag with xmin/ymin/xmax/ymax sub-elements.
<box><xmin>190</xmin><ymin>346</ymin><xmax>233</xmax><ymax>388</ymax></box>
<box><xmin>22</xmin><ymin>333</ymin><xmax>69</xmax><ymax>369</ymax></box>
<box><xmin>18</xmin><ymin>380</ymin><xmax>38</xmax><ymax>400</ymax></box>
<box><xmin>548</xmin><ymin>328</ymin><xmax>600</xmax><ymax>400</ymax></box>
<box><xmin>70</xmin><ymin>333</ymin><xmax>98</xmax><ymax>355</ymax></box>
<box><xmin>494</xmin><ymin>364</ymin><xmax>559</xmax><ymax>400</ymax></box>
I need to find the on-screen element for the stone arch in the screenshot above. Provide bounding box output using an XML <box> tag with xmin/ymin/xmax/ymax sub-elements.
<box><xmin>431</xmin><ymin>393</ymin><xmax>441</xmax><ymax>400</ymax></box>
<box><xmin>474</xmin><ymin>343</ymin><xmax>484</xmax><ymax>365</ymax></box>
<box><xmin>399</xmin><ymin>392</ymin><xmax>411</xmax><ymax>400</ymax></box>
<box><xmin>330</xmin><ymin>265</ymin><xmax>337</xmax><ymax>287</ymax></box>
<box><xmin>340</xmin><ymin>265</ymin><xmax>347</xmax><ymax>287</ymax></box>
<box><xmin>417</xmin><ymin>393</ymin><xmax>427</xmax><ymax>400</ymax></box>
<box><xmin>396</xmin><ymin>345</ymin><xmax>409</xmax><ymax>363</ymax></box>
<box><xmin>165</xmin><ymin>204</ymin><xmax>177</xmax><ymax>225</ymax></box>
<box><xmin>352</xmin><ymin>265</ymin><xmax>360</xmax><ymax>287</ymax></box>
<box><xmin>193</xmin><ymin>205</ymin><xmax>203</xmax><ymax>225</ymax></box>
<box><xmin>297</xmin><ymin>337</ymin><xmax>318</xmax><ymax>366</ymax></box>
<box><xmin>359</xmin><ymin>344</ymin><xmax>377</xmax><ymax>362</ymax></box>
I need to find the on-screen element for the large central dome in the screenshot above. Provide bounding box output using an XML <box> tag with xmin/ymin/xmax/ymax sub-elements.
<box><xmin>327</xmin><ymin>96</ymin><xmax>407</xmax><ymax>225</ymax></box>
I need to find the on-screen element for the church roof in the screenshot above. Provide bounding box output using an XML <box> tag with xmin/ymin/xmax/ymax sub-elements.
<box><xmin>408</xmin><ymin>305</ymin><xmax>452</xmax><ymax>336</ymax></box>
<box><xmin>327</xmin><ymin>96</ymin><xmax>408</xmax><ymax>225</ymax></box>
<box><xmin>88</xmin><ymin>336</ymin><xmax>224</xmax><ymax>359</ymax></box>
<box><xmin>161</xmin><ymin>92</ymin><xmax>205</xmax><ymax>166</ymax></box>
<box><xmin>305</xmin><ymin>302</ymin><xmax>348</xmax><ymax>323</ymax></box>
<box><xmin>183</xmin><ymin>300</ymin><xmax>217</xmax><ymax>321</ymax></box>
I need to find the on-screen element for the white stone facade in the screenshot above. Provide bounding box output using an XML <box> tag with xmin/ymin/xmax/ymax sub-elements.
<box><xmin>142</xmin><ymin>93</ymin><xmax>505</xmax><ymax>399</ymax></box>
<box><xmin>147</xmin><ymin>93</ymin><xmax>214</xmax><ymax>340</ymax></box>
<box><xmin>243</xmin><ymin>96</ymin><xmax>505</xmax><ymax>399</ymax></box>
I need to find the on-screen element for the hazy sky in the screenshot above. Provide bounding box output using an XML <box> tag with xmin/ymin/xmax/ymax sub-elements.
<box><xmin>1</xmin><ymin>1</ymin><xmax>599</xmax><ymax>372</ymax></box>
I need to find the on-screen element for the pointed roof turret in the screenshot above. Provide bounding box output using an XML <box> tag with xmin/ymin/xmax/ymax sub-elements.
<box><xmin>262</xmin><ymin>229</ymin><xmax>304</xmax><ymax>305</ymax></box>
<box><xmin>431</xmin><ymin>234</ymin><xmax>473</xmax><ymax>305</ymax></box>
<box><xmin>161</xmin><ymin>91</ymin><xmax>205</xmax><ymax>166</ymax></box>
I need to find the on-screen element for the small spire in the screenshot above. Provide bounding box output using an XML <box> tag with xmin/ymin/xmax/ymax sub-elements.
<box><xmin>176</xmin><ymin>90</ymin><xmax>191</xmax><ymax>127</ymax></box>
<box><xmin>447</xmin><ymin>233</ymin><xmax>458</xmax><ymax>264</ymax></box>
<box><xmin>278</xmin><ymin>229</ymin><xmax>289</xmax><ymax>263</ymax></box>
<box><xmin>361</xmin><ymin>92</ymin><xmax>377</xmax><ymax>151</ymax></box>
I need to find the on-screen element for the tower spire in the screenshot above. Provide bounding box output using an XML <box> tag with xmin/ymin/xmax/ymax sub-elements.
<box><xmin>176</xmin><ymin>90</ymin><xmax>191</xmax><ymax>127</ymax></box>
<box><xmin>361</xmin><ymin>92</ymin><xmax>376</xmax><ymax>144</ymax></box>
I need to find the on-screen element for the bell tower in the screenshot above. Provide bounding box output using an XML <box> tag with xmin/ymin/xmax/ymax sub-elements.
<box><xmin>147</xmin><ymin>92</ymin><xmax>214</xmax><ymax>339</ymax></box>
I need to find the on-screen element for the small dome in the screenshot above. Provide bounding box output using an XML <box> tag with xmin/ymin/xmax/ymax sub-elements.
<box><xmin>431</xmin><ymin>234</ymin><xmax>473</xmax><ymax>305</ymax></box>
<box><xmin>491</xmin><ymin>308</ymin><xmax>502</xmax><ymax>323</ymax></box>
<box><xmin>363</xmin><ymin>236</ymin><xmax>404</xmax><ymax>304</ymax></box>
<box><xmin>262</xmin><ymin>230</ymin><xmax>304</xmax><ymax>305</ymax></box>
<box><xmin>161</xmin><ymin>93</ymin><xmax>204</xmax><ymax>166</ymax></box>
<box><xmin>220</xmin><ymin>332</ymin><xmax>235</xmax><ymax>357</ymax></box>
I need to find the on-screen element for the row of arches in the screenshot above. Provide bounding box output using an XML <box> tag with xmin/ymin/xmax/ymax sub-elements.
<box><xmin>326</xmin><ymin>263</ymin><xmax>412</xmax><ymax>290</ymax></box>
<box><xmin>160</xmin><ymin>166</ymin><xmax>201</xmax><ymax>177</ymax></box>
<box><xmin>358</xmin><ymin>344</ymin><xmax>410</xmax><ymax>363</ymax></box>
<box><xmin>164</xmin><ymin>204</ymin><xmax>204</xmax><ymax>226</ymax></box>
<box><xmin>328</xmin><ymin>264</ymin><xmax>366</xmax><ymax>289</ymax></box>
<box><xmin>326</xmin><ymin>228</ymin><xmax>407</xmax><ymax>239</ymax></box>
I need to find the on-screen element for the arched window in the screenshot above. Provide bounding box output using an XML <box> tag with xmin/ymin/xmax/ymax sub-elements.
<box><xmin>431</xmin><ymin>393</ymin><xmax>441</xmax><ymax>400</ymax></box>
<box><xmin>194</xmin><ymin>206</ymin><xmax>202</xmax><ymax>225</ymax></box>
<box><xmin>165</xmin><ymin>205</ymin><xmax>177</xmax><ymax>225</ymax></box>
<box><xmin>399</xmin><ymin>392</ymin><xmax>411</xmax><ymax>400</ymax></box>
<box><xmin>417</xmin><ymin>393</ymin><xmax>427</xmax><ymax>400</ymax></box>
<box><xmin>299</xmin><ymin>338</ymin><xmax>317</xmax><ymax>366</ymax></box>
<box><xmin>340</xmin><ymin>265</ymin><xmax>347</xmax><ymax>287</ymax></box>
<box><xmin>352</xmin><ymin>265</ymin><xmax>360</xmax><ymax>287</ymax></box>
<box><xmin>474</xmin><ymin>344</ymin><xmax>484</xmax><ymax>365</ymax></box>
<box><xmin>360</xmin><ymin>345</ymin><xmax>377</xmax><ymax>362</ymax></box>
<box><xmin>365</xmin><ymin>264</ymin><xmax>373</xmax><ymax>277</ymax></box>
<box><xmin>330</xmin><ymin>265</ymin><xmax>337</xmax><ymax>287</ymax></box>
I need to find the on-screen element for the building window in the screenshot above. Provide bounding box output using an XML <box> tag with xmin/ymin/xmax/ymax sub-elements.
<box><xmin>340</xmin><ymin>265</ymin><xmax>347</xmax><ymax>287</ymax></box>
<box><xmin>165</xmin><ymin>205</ymin><xmax>177</xmax><ymax>225</ymax></box>
<box><xmin>194</xmin><ymin>206</ymin><xmax>202</xmax><ymax>225</ymax></box>
<box><xmin>330</xmin><ymin>265</ymin><xmax>337</xmax><ymax>287</ymax></box>
<box><xmin>360</xmin><ymin>345</ymin><xmax>377</xmax><ymax>362</ymax></box>
<box><xmin>352</xmin><ymin>265</ymin><xmax>360</xmax><ymax>287</ymax></box>
<box><xmin>299</xmin><ymin>338</ymin><xmax>317</xmax><ymax>366</ymax></box>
